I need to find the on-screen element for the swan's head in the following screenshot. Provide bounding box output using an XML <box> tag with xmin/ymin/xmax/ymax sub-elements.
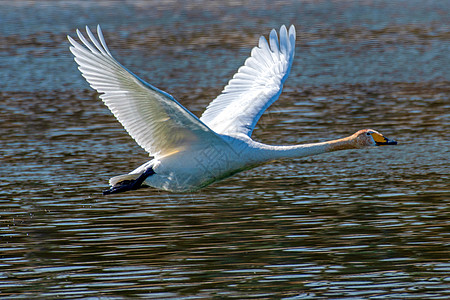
<box><xmin>352</xmin><ymin>129</ymin><xmax>397</xmax><ymax>148</ymax></box>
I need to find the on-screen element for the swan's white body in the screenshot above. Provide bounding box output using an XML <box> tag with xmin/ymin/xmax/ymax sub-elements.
<box><xmin>68</xmin><ymin>25</ymin><xmax>396</xmax><ymax>193</ymax></box>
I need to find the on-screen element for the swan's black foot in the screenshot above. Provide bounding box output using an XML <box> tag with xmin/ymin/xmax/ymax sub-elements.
<box><xmin>103</xmin><ymin>168</ymin><xmax>155</xmax><ymax>195</ymax></box>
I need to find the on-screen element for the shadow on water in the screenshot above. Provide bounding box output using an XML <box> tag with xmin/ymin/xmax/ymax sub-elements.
<box><xmin>1</xmin><ymin>0</ymin><xmax>449</xmax><ymax>299</ymax></box>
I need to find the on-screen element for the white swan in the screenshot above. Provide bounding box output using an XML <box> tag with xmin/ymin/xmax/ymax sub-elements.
<box><xmin>68</xmin><ymin>25</ymin><xmax>397</xmax><ymax>194</ymax></box>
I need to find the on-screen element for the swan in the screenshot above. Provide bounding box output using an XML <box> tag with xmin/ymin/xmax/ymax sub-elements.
<box><xmin>68</xmin><ymin>25</ymin><xmax>397</xmax><ymax>194</ymax></box>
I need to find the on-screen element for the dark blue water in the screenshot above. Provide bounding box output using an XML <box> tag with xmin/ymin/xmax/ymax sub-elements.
<box><xmin>1</xmin><ymin>1</ymin><xmax>449</xmax><ymax>299</ymax></box>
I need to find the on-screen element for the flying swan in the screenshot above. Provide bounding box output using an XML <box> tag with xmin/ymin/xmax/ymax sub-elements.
<box><xmin>68</xmin><ymin>25</ymin><xmax>397</xmax><ymax>194</ymax></box>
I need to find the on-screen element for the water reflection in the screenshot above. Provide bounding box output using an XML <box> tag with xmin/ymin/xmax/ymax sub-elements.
<box><xmin>2</xmin><ymin>188</ymin><xmax>449</xmax><ymax>298</ymax></box>
<box><xmin>1</xmin><ymin>0</ymin><xmax>449</xmax><ymax>299</ymax></box>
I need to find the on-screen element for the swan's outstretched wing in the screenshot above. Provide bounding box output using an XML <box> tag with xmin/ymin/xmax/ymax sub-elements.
<box><xmin>68</xmin><ymin>25</ymin><xmax>222</xmax><ymax>158</ymax></box>
<box><xmin>200</xmin><ymin>25</ymin><xmax>296</xmax><ymax>137</ymax></box>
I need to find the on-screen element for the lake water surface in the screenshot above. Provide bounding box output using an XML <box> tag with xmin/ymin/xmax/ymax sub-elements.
<box><xmin>1</xmin><ymin>1</ymin><xmax>449</xmax><ymax>299</ymax></box>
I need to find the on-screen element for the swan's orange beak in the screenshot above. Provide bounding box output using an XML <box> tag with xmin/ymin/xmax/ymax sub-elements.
<box><xmin>371</xmin><ymin>132</ymin><xmax>397</xmax><ymax>146</ymax></box>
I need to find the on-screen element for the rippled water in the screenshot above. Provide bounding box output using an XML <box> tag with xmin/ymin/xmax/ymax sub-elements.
<box><xmin>1</xmin><ymin>1</ymin><xmax>449</xmax><ymax>299</ymax></box>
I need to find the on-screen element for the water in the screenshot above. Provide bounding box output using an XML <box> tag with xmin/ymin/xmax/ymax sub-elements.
<box><xmin>1</xmin><ymin>1</ymin><xmax>449</xmax><ymax>299</ymax></box>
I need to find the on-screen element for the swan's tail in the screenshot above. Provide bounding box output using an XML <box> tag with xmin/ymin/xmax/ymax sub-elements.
<box><xmin>103</xmin><ymin>168</ymin><xmax>155</xmax><ymax>195</ymax></box>
<box><xmin>109</xmin><ymin>174</ymin><xmax>140</xmax><ymax>187</ymax></box>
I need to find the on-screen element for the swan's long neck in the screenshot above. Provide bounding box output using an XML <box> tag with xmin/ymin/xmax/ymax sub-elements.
<box><xmin>254</xmin><ymin>135</ymin><xmax>358</xmax><ymax>163</ymax></box>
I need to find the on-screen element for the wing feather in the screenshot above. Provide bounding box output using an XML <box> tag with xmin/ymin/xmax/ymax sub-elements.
<box><xmin>200</xmin><ymin>25</ymin><xmax>296</xmax><ymax>137</ymax></box>
<box><xmin>68</xmin><ymin>25</ymin><xmax>222</xmax><ymax>157</ymax></box>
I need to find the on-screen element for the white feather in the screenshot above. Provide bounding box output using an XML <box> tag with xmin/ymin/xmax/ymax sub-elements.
<box><xmin>200</xmin><ymin>25</ymin><xmax>296</xmax><ymax>137</ymax></box>
<box><xmin>68</xmin><ymin>25</ymin><xmax>224</xmax><ymax>158</ymax></box>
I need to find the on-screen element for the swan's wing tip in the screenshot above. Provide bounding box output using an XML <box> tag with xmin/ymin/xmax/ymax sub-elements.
<box><xmin>290</xmin><ymin>24</ymin><xmax>296</xmax><ymax>30</ymax></box>
<box><xmin>200</xmin><ymin>25</ymin><xmax>297</xmax><ymax>136</ymax></box>
<box><xmin>68</xmin><ymin>25</ymin><xmax>220</xmax><ymax>156</ymax></box>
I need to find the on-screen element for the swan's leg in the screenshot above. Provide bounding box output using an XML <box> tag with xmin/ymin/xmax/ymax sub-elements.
<box><xmin>103</xmin><ymin>167</ymin><xmax>155</xmax><ymax>195</ymax></box>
